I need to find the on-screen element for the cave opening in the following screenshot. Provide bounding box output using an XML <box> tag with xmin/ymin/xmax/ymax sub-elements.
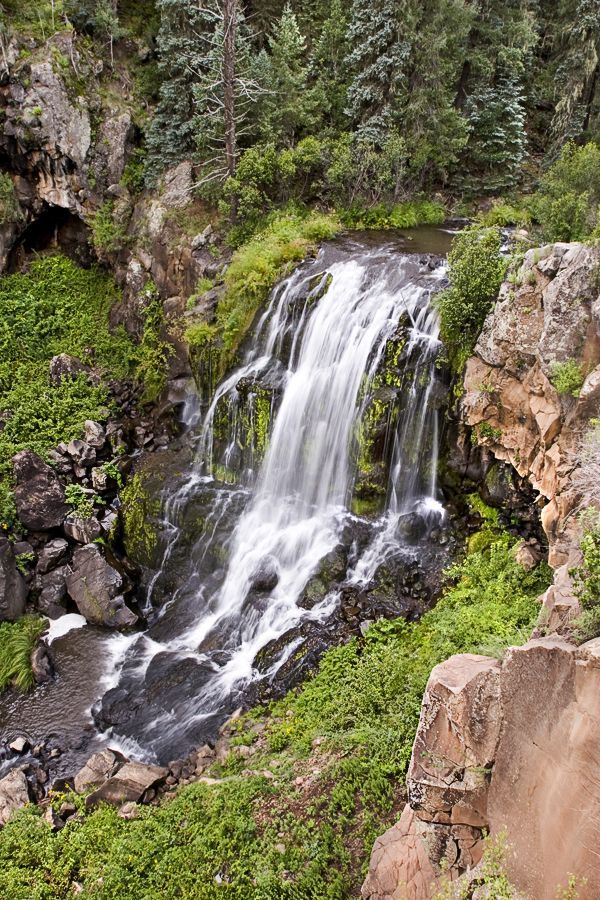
<box><xmin>6</xmin><ymin>205</ymin><xmax>94</xmax><ymax>272</ymax></box>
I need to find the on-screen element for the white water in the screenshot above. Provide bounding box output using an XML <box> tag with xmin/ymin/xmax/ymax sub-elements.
<box><xmin>94</xmin><ymin>243</ymin><xmax>448</xmax><ymax>758</ymax></box>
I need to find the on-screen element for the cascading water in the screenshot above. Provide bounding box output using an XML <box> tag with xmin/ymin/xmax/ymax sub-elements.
<box><xmin>91</xmin><ymin>237</ymin><xmax>449</xmax><ymax>761</ymax></box>
<box><xmin>0</xmin><ymin>231</ymin><xmax>452</xmax><ymax>771</ymax></box>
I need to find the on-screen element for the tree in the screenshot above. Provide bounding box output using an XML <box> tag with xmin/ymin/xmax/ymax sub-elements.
<box><xmin>551</xmin><ymin>0</ymin><xmax>600</xmax><ymax>144</ymax></box>
<box><xmin>146</xmin><ymin>0</ymin><xmax>220</xmax><ymax>179</ymax></box>
<box><xmin>310</xmin><ymin>0</ymin><xmax>350</xmax><ymax>131</ymax></box>
<box><xmin>260</xmin><ymin>4</ymin><xmax>316</xmax><ymax>145</ymax></box>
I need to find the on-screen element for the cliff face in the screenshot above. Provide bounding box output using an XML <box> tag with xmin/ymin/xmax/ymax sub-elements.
<box><xmin>363</xmin><ymin>242</ymin><xmax>600</xmax><ymax>899</ymax></box>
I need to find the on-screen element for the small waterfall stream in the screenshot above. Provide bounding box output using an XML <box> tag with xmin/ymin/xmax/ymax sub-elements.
<box><xmin>0</xmin><ymin>231</ymin><xmax>453</xmax><ymax>770</ymax></box>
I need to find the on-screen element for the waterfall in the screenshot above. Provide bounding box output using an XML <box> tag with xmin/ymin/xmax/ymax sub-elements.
<box><xmin>97</xmin><ymin>239</ymin><xmax>448</xmax><ymax>761</ymax></box>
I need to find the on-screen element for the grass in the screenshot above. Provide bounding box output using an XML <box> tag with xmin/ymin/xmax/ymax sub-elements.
<box><xmin>339</xmin><ymin>199</ymin><xmax>446</xmax><ymax>230</ymax></box>
<box><xmin>0</xmin><ymin>617</ymin><xmax>46</xmax><ymax>692</ymax></box>
<box><xmin>0</xmin><ymin>536</ymin><xmax>550</xmax><ymax>897</ymax></box>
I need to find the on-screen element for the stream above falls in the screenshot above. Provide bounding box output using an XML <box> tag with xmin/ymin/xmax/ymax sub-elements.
<box><xmin>1</xmin><ymin>227</ymin><xmax>458</xmax><ymax>776</ymax></box>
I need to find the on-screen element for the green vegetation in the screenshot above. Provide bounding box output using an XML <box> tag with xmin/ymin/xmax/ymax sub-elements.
<box><xmin>435</xmin><ymin>226</ymin><xmax>507</xmax><ymax>373</ymax></box>
<box><xmin>120</xmin><ymin>472</ymin><xmax>159</xmax><ymax>566</ymax></box>
<box><xmin>339</xmin><ymin>199</ymin><xmax>445</xmax><ymax>230</ymax></box>
<box><xmin>0</xmin><ymin>173</ymin><xmax>22</xmax><ymax>226</ymax></box>
<box><xmin>64</xmin><ymin>484</ymin><xmax>96</xmax><ymax>520</ymax></box>
<box><xmin>572</xmin><ymin>518</ymin><xmax>600</xmax><ymax>643</ymax></box>
<box><xmin>90</xmin><ymin>200</ymin><xmax>130</xmax><ymax>255</ymax></box>
<box><xmin>550</xmin><ymin>359</ymin><xmax>585</xmax><ymax>398</ymax></box>
<box><xmin>0</xmin><ymin>536</ymin><xmax>550</xmax><ymax>897</ymax></box>
<box><xmin>135</xmin><ymin>290</ymin><xmax>173</xmax><ymax>403</ymax></box>
<box><xmin>531</xmin><ymin>142</ymin><xmax>600</xmax><ymax>242</ymax></box>
<box><xmin>190</xmin><ymin>211</ymin><xmax>340</xmax><ymax>373</ymax></box>
<box><xmin>434</xmin><ymin>831</ymin><xmax>518</xmax><ymax>899</ymax></box>
<box><xmin>0</xmin><ymin>256</ymin><xmax>137</xmax><ymax>528</ymax></box>
<box><xmin>0</xmin><ymin>617</ymin><xmax>46</xmax><ymax>692</ymax></box>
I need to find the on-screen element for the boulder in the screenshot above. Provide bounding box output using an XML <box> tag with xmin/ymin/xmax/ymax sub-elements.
<box><xmin>66</xmin><ymin>439</ymin><xmax>96</xmax><ymax>467</ymax></box>
<box><xmin>361</xmin><ymin>806</ymin><xmax>439</xmax><ymax>900</ymax></box>
<box><xmin>0</xmin><ymin>768</ymin><xmax>30</xmax><ymax>826</ymax></box>
<box><xmin>37</xmin><ymin>538</ymin><xmax>69</xmax><ymax>575</ymax></box>
<box><xmin>65</xmin><ymin>545</ymin><xmax>137</xmax><ymax>628</ymax></box>
<box><xmin>249</xmin><ymin>556</ymin><xmax>279</xmax><ymax>593</ymax></box>
<box><xmin>83</xmin><ymin>420</ymin><xmax>106</xmax><ymax>450</ymax></box>
<box><xmin>30</xmin><ymin>642</ymin><xmax>54</xmax><ymax>684</ymax></box>
<box><xmin>63</xmin><ymin>515</ymin><xmax>103</xmax><ymax>544</ymax></box>
<box><xmin>85</xmin><ymin>761</ymin><xmax>168</xmax><ymax>808</ymax></box>
<box><xmin>74</xmin><ymin>748</ymin><xmax>126</xmax><ymax>793</ymax></box>
<box><xmin>37</xmin><ymin>566</ymin><xmax>68</xmax><ymax>618</ymax></box>
<box><xmin>49</xmin><ymin>354</ymin><xmax>87</xmax><ymax>386</ymax></box>
<box><xmin>0</xmin><ymin>540</ymin><xmax>27</xmax><ymax>621</ymax></box>
<box><xmin>13</xmin><ymin>451</ymin><xmax>68</xmax><ymax>531</ymax></box>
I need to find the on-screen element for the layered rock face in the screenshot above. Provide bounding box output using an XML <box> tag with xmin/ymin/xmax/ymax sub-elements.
<box><xmin>462</xmin><ymin>242</ymin><xmax>600</xmax><ymax>567</ymax></box>
<box><xmin>363</xmin><ymin>637</ymin><xmax>600</xmax><ymax>899</ymax></box>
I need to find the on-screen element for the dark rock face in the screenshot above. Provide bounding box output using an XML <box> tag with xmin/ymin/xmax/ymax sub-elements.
<box><xmin>49</xmin><ymin>354</ymin><xmax>88</xmax><ymax>386</ymax></box>
<box><xmin>249</xmin><ymin>556</ymin><xmax>279</xmax><ymax>592</ymax></box>
<box><xmin>37</xmin><ymin>538</ymin><xmax>69</xmax><ymax>575</ymax></box>
<box><xmin>36</xmin><ymin>566</ymin><xmax>68</xmax><ymax>618</ymax></box>
<box><xmin>65</xmin><ymin>544</ymin><xmax>137</xmax><ymax>628</ymax></box>
<box><xmin>30</xmin><ymin>642</ymin><xmax>54</xmax><ymax>684</ymax></box>
<box><xmin>0</xmin><ymin>540</ymin><xmax>27</xmax><ymax>621</ymax></box>
<box><xmin>63</xmin><ymin>515</ymin><xmax>103</xmax><ymax>544</ymax></box>
<box><xmin>12</xmin><ymin>451</ymin><xmax>68</xmax><ymax>531</ymax></box>
<box><xmin>85</xmin><ymin>761</ymin><xmax>168</xmax><ymax>808</ymax></box>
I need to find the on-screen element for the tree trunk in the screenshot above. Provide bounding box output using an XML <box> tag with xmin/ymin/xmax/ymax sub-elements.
<box><xmin>223</xmin><ymin>0</ymin><xmax>237</xmax><ymax>180</ymax></box>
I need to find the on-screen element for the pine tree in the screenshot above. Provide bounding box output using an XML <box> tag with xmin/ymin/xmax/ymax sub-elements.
<box><xmin>310</xmin><ymin>0</ymin><xmax>350</xmax><ymax>130</ymax></box>
<box><xmin>260</xmin><ymin>5</ymin><xmax>316</xmax><ymax>145</ymax></box>
<box><xmin>146</xmin><ymin>0</ymin><xmax>220</xmax><ymax>179</ymax></box>
<box><xmin>551</xmin><ymin>0</ymin><xmax>600</xmax><ymax>144</ymax></box>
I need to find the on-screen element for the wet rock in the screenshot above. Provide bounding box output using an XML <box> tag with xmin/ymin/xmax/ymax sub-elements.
<box><xmin>49</xmin><ymin>354</ymin><xmax>87</xmax><ymax>386</ymax></box>
<box><xmin>13</xmin><ymin>451</ymin><xmax>68</xmax><ymax>530</ymax></box>
<box><xmin>0</xmin><ymin>540</ymin><xmax>27</xmax><ymax>621</ymax></box>
<box><xmin>37</xmin><ymin>566</ymin><xmax>68</xmax><ymax>618</ymax></box>
<box><xmin>0</xmin><ymin>768</ymin><xmax>30</xmax><ymax>826</ymax></box>
<box><xmin>74</xmin><ymin>748</ymin><xmax>126</xmax><ymax>793</ymax></box>
<box><xmin>37</xmin><ymin>538</ymin><xmax>69</xmax><ymax>575</ymax></box>
<box><xmin>249</xmin><ymin>556</ymin><xmax>279</xmax><ymax>592</ymax></box>
<box><xmin>31</xmin><ymin>642</ymin><xmax>54</xmax><ymax>684</ymax></box>
<box><xmin>85</xmin><ymin>761</ymin><xmax>168</xmax><ymax>808</ymax></box>
<box><xmin>9</xmin><ymin>737</ymin><xmax>28</xmax><ymax>754</ymax></box>
<box><xmin>63</xmin><ymin>515</ymin><xmax>103</xmax><ymax>544</ymax></box>
<box><xmin>66</xmin><ymin>544</ymin><xmax>137</xmax><ymax>628</ymax></box>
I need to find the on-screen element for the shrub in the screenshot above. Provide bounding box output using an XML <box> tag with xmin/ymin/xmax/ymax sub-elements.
<box><xmin>0</xmin><ymin>173</ymin><xmax>22</xmax><ymax>225</ymax></box>
<box><xmin>550</xmin><ymin>359</ymin><xmax>585</xmax><ymax>397</ymax></box>
<box><xmin>64</xmin><ymin>484</ymin><xmax>95</xmax><ymax>519</ymax></box>
<box><xmin>477</xmin><ymin>199</ymin><xmax>531</xmax><ymax>228</ymax></box>
<box><xmin>571</xmin><ymin>419</ymin><xmax>600</xmax><ymax>510</ymax></box>
<box><xmin>532</xmin><ymin>141</ymin><xmax>600</xmax><ymax>241</ymax></box>
<box><xmin>435</xmin><ymin>226</ymin><xmax>507</xmax><ymax>369</ymax></box>
<box><xmin>572</xmin><ymin>517</ymin><xmax>600</xmax><ymax>642</ymax></box>
<box><xmin>90</xmin><ymin>200</ymin><xmax>129</xmax><ymax>253</ymax></box>
<box><xmin>338</xmin><ymin>199</ymin><xmax>446</xmax><ymax>230</ymax></box>
<box><xmin>0</xmin><ymin>617</ymin><xmax>46</xmax><ymax>692</ymax></box>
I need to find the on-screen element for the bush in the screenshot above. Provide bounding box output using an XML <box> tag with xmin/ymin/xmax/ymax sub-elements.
<box><xmin>338</xmin><ymin>199</ymin><xmax>446</xmax><ymax>230</ymax></box>
<box><xmin>550</xmin><ymin>359</ymin><xmax>585</xmax><ymax>397</ymax></box>
<box><xmin>0</xmin><ymin>617</ymin><xmax>46</xmax><ymax>691</ymax></box>
<box><xmin>532</xmin><ymin>141</ymin><xmax>600</xmax><ymax>241</ymax></box>
<box><xmin>435</xmin><ymin>226</ymin><xmax>507</xmax><ymax>368</ymax></box>
<box><xmin>90</xmin><ymin>200</ymin><xmax>129</xmax><ymax>254</ymax></box>
<box><xmin>573</xmin><ymin>518</ymin><xmax>600</xmax><ymax>642</ymax></box>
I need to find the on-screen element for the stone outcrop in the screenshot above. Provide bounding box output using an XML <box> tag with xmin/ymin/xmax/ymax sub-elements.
<box><xmin>363</xmin><ymin>637</ymin><xmax>600</xmax><ymax>899</ymax></box>
<box><xmin>462</xmin><ymin>242</ymin><xmax>600</xmax><ymax>567</ymax></box>
<box><xmin>0</xmin><ymin>540</ymin><xmax>27</xmax><ymax>621</ymax></box>
<box><xmin>85</xmin><ymin>761</ymin><xmax>169</xmax><ymax>808</ymax></box>
<box><xmin>0</xmin><ymin>768</ymin><xmax>30</xmax><ymax>826</ymax></box>
<box><xmin>65</xmin><ymin>544</ymin><xmax>137</xmax><ymax>628</ymax></box>
<box><xmin>13</xmin><ymin>450</ymin><xmax>68</xmax><ymax>531</ymax></box>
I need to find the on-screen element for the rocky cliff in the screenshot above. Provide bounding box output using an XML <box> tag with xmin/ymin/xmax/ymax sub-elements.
<box><xmin>363</xmin><ymin>242</ymin><xmax>600</xmax><ymax>899</ymax></box>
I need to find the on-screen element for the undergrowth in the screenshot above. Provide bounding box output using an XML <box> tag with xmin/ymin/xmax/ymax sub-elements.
<box><xmin>0</xmin><ymin>617</ymin><xmax>46</xmax><ymax>692</ymax></box>
<box><xmin>0</xmin><ymin>536</ymin><xmax>550</xmax><ymax>898</ymax></box>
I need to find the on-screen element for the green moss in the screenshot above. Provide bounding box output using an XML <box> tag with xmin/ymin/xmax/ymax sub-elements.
<box><xmin>120</xmin><ymin>472</ymin><xmax>159</xmax><ymax>566</ymax></box>
<box><xmin>136</xmin><ymin>291</ymin><xmax>174</xmax><ymax>404</ymax></box>
<box><xmin>0</xmin><ymin>616</ymin><xmax>46</xmax><ymax>692</ymax></box>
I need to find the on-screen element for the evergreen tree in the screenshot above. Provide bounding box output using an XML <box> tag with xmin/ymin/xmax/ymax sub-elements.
<box><xmin>310</xmin><ymin>0</ymin><xmax>350</xmax><ymax>130</ymax></box>
<box><xmin>146</xmin><ymin>0</ymin><xmax>220</xmax><ymax>179</ymax></box>
<box><xmin>260</xmin><ymin>5</ymin><xmax>316</xmax><ymax>145</ymax></box>
<box><xmin>551</xmin><ymin>0</ymin><xmax>600</xmax><ymax>144</ymax></box>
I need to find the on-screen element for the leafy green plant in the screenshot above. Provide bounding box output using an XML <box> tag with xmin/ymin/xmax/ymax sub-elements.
<box><xmin>477</xmin><ymin>200</ymin><xmax>531</xmax><ymax>228</ymax></box>
<box><xmin>64</xmin><ymin>484</ymin><xmax>95</xmax><ymax>520</ymax></box>
<box><xmin>435</xmin><ymin>226</ymin><xmax>507</xmax><ymax>372</ymax></box>
<box><xmin>0</xmin><ymin>617</ymin><xmax>45</xmax><ymax>692</ymax></box>
<box><xmin>531</xmin><ymin>141</ymin><xmax>600</xmax><ymax>242</ymax></box>
<box><xmin>101</xmin><ymin>460</ymin><xmax>123</xmax><ymax>487</ymax></box>
<box><xmin>0</xmin><ymin>173</ymin><xmax>22</xmax><ymax>225</ymax></box>
<box><xmin>14</xmin><ymin>552</ymin><xmax>35</xmax><ymax>575</ymax></box>
<box><xmin>550</xmin><ymin>359</ymin><xmax>585</xmax><ymax>398</ymax></box>
<box><xmin>135</xmin><ymin>289</ymin><xmax>174</xmax><ymax>403</ymax></box>
<box><xmin>572</xmin><ymin>518</ymin><xmax>600</xmax><ymax>642</ymax></box>
<box><xmin>90</xmin><ymin>200</ymin><xmax>129</xmax><ymax>253</ymax></box>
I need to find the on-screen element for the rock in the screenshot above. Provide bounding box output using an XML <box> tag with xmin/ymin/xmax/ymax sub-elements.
<box><xmin>37</xmin><ymin>567</ymin><xmax>68</xmax><ymax>618</ymax></box>
<box><xmin>49</xmin><ymin>354</ymin><xmax>87</xmax><ymax>386</ymax></box>
<box><xmin>118</xmin><ymin>801</ymin><xmax>139</xmax><ymax>820</ymax></box>
<box><xmin>513</xmin><ymin>540</ymin><xmax>543</xmax><ymax>571</ymax></box>
<box><xmin>74</xmin><ymin>748</ymin><xmax>126</xmax><ymax>793</ymax></box>
<box><xmin>361</xmin><ymin>806</ymin><xmax>439</xmax><ymax>900</ymax></box>
<box><xmin>249</xmin><ymin>556</ymin><xmax>279</xmax><ymax>593</ymax></box>
<box><xmin>63</xmin><ymin>515</ymin><xmax>103</xmax><ymax>544</ymax></box>
<box><xmin>37</xmin><ymin>538</ymin><xmax>69</xmax><ymax>575</ymax></box>
<box><xmin>0</xmin><ymin>540</ymin><xmax>27</xmax><ymax>621</ymax></box>
<box><xmin>9</xmin><ymin>737</ymin><xmax>28</xmax><ymax>754</ymax></box>
<box><xmin>191</xmin><ymin>224</ymin><xmax>213</xmax><ymax>251</ymax></box>
<box><xmin>65</xmin><ymin>544</ymin><xmax>137</xmax><ymax>628</ymax></box>
<box><xmin>66</xmin><ymin>439</ymin><xmax>96</xmax><ymax>467</ymax></box>
<box><xmin>85</xmin><ymin>761</ymin><xmax>168</xmax><ymax>808</ymax></box>
<box><xmin>83</xmin><ymin>420</ymin><xmax>106</xmax><ymax>450</ymax></box>
<box><xmin>162</xmin><ymin>160</ymin><xmax>192</xmax><ymax>208</ymax></box>
<box><xmin>0</xmin><ymin>768</ymin><xmax>30</xmax><ymax>826</ymax></box>
<box><xmin>13</xmin><ymin>451</ymin><xmax>68</xmax><ymax>531</ymax></box>
<box><xmin>31</xmin><ymin>642</ymin><xmax>54</xmax><ymax>684</ymax></box>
